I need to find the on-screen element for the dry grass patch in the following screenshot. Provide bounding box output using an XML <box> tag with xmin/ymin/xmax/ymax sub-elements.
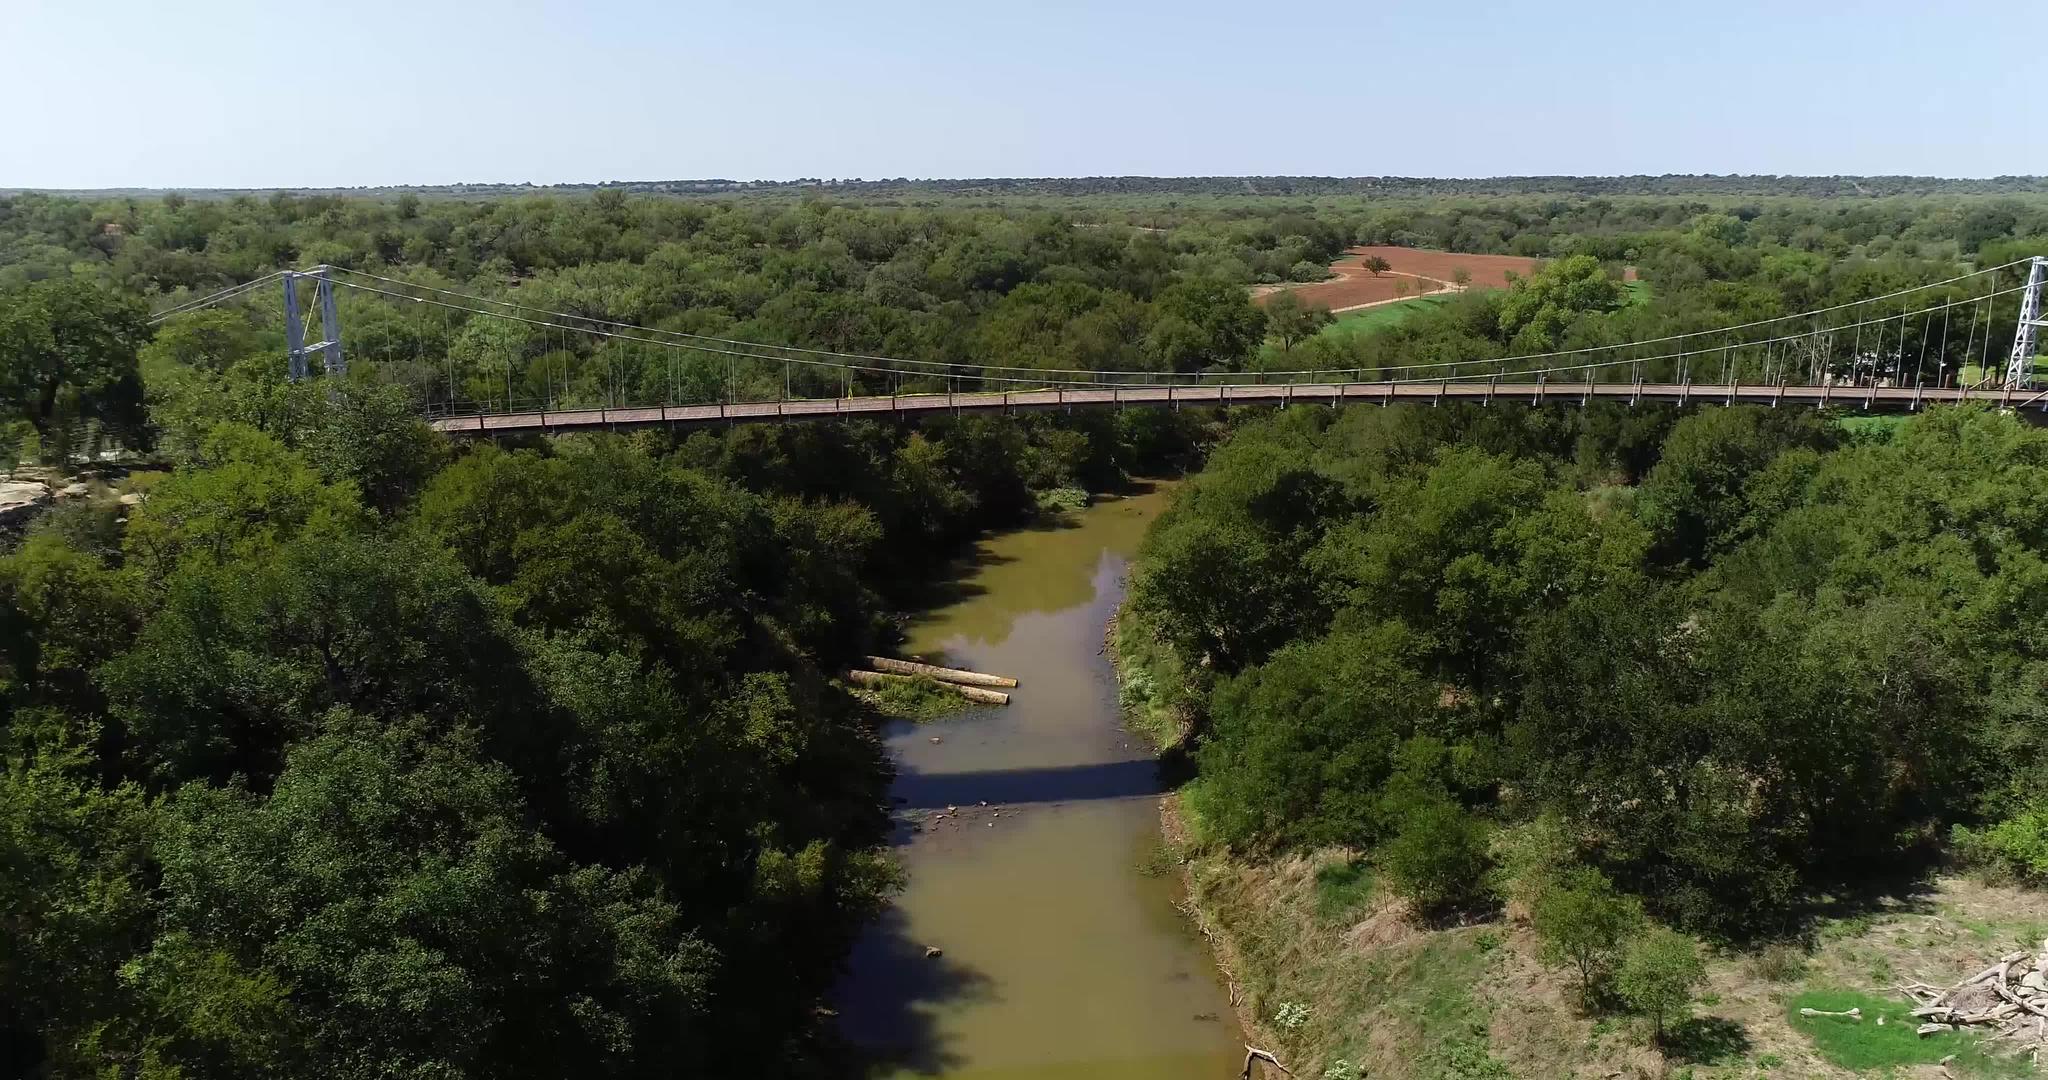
<box><xmin>1170</xmin><ymin>823</ymin><xmax>2046</xmax><ymax>1079</ymax></box>
<box><xmin>1173</xmin><ymin>807</ymin><xmax>1647</xmax><ymax>1079</ymax></box>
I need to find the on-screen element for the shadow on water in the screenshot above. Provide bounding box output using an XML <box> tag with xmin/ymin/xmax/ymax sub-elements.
<box><xmin>890</xmin><ymin>758</ymin><xmax>1165</xmax><ymax>811</ymax></box>
<box><xmin>894</xmin><ymin>483</ymin><xmax>1166</xmax><ymax>640</ymax></box>
<box><xmin>835</xmin><ymin>904</ymin><xmax>999</xmax><ymax>1077</ymax></box>
<box><xmin>895</xmin><ymin>548</ymin><xmax>1014</xmax><ymax>629</ymax></box>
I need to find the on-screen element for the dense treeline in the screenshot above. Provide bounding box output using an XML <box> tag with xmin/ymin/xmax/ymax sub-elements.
<box><xmin>3</xmin><ymin>185</ymin><xmax>2046</xmax><ymax>428</ymax></box>
<box><xmin>7</xmin><ymin>185</ymin><xmax>2046</xmax><ymax>436</ymax></box>
<box><xmin>0</xmin><ymin>394</ymin><xmax>909</xmax><ymax>1075</ymax></box>
<box><xmin>9</xmin><ymin>186</ymin><xmax>2046</xmax><ymax>293</ymax></box>
<box><xmin>2</xmin><ymin>190</ymin><xmax>1333</xmax><ymax>419</ymax></box>
<box><xmin>1128</xmin><ymin>401</ymin><xmax>2048</xmax><ymax>934</ymax></box>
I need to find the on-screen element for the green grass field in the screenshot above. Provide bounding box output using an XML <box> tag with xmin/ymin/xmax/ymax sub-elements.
<box><xmin>1329</xmin><ymin>273</ymin><xmax>1642</xmax><ymax>341</ymax></box>
<box><xmin>1311</xmin><ymin>294</ymin><xmax>1457</xmax><ymax>342</ymax></box>
<box><xmin>1788</xmin><ymin>990</ymin><xmax>2026</xmax><ymax>1077</ymax></box>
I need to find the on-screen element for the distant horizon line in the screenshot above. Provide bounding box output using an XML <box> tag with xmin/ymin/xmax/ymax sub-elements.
<box><xmin>7</xmin><ymin>173</ymin><xmax>2045</xmax><ymax>198</ymax></box>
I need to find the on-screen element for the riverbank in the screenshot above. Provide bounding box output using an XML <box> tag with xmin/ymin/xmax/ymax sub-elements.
<box><xmin>1110</xmin><ymin>604</ymin><xmax>2048</xmax><ymax>1080</ymax></box>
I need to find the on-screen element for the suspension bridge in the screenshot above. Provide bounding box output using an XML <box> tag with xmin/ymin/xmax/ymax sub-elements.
<box><xmin>147</xmin><ymin>254</ymin><xmax>2048</xmax><ymax>435</ymax></box>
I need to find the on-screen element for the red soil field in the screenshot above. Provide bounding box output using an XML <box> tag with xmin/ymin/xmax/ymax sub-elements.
<box><xmin>1254</xmin><ymin>246</ymin><xmax>1548</xmax><ymax>312</ymax></box>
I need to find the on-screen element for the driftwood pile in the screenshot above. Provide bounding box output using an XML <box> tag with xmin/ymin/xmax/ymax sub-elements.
<box><xmin>1896</xmin><ymin>940</ymin><xmax>2048</xmax><ymax>1052</ymax></box>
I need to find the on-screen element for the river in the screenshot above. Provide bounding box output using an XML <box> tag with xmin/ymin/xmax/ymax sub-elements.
<box><xmin>835</xmin><ymin>484</ymin><xmax>1244</xmax><ymax>1079</ymax></box>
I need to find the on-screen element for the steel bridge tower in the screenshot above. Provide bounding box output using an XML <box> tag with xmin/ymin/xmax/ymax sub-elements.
<box><xmin>282</xmin><ymin>266</ymin><xmax>345</xmax><ymax>381</ymax></box>
<box><xmin>2007</xmin><ymin>256</ymin><xmax>2048</xmax><ymax>388</ymax></box>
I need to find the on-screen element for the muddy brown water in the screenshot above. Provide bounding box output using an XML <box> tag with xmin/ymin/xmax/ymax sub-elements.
<box><xmin>834</xmin><ymin>485</ymin><xmax>1244</xmax><ymax>1079</ymax></box>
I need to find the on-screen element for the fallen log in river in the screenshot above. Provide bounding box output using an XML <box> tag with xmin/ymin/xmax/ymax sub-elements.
<box><xmin>863</xmin><ymin>656</ymin><xmax>1019</xmax><ymax>688</ymax></box>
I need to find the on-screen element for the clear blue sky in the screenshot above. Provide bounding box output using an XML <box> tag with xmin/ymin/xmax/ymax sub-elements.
<box><xmin>4</xmin><ymin>0</ymin><xmax>2039</xmax><ymax>188</ymax></box>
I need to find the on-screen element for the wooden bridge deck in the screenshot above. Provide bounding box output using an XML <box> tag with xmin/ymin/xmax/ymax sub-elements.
<box><xmin>429</xmin><ymin>381</ymin><xmax>2048</xmax><ymax>436</ymax></box>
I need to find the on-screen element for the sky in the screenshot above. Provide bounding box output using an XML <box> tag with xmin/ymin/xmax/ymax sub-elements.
<box><xmin>3</xmin><ymin>0</ymin><xmax>2040</xmax><ymax>188</ymax></box>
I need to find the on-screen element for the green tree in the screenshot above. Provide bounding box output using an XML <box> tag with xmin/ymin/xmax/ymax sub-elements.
<box><xmin>1149</xmin><ymin>276</ymin><xmax>1267</xmax><ymax>372</ymax></box>
<box><xmin>1194</xmin><ymin>623</ymin><xmax>1436</xmax><ymax>848</ymax></box>
<box><xmin>889</xmin><ymin>432</ymin><xmax>975</xmax><ymax>546</ymax></box>
<box><xmin>139</xmin><ymin>308</ymin><xmax>263</xmax><ymax>375</ymax></box>
<box><xmin>122</xmin><ymin>424</ymin><xmax>366</xmax><ymax>579</ymax></box>
<box><xmin>1616</xmin><ymin>926</ymin><xmax>1706</xmax><ymax>1044</ymax></box>
<box><xmin>1634</xmin><ymin>406</ymin><xmax>1835</xmax><ymax>568</ymax></box>
<box><xmin>1362</xmin><ymin>255</ymin><xmax>1392</xmax><ymax>276</ymax></box>
<box><xmin>0</xmin><ymin>421</ymin><xmax>25</xmax><ymax>476</ymax></box>
<box><xmin>977</xmin><ymin>281</ymin><xmax>1148</xmax><ymax>374</ymax></box>
<box><xmin>1307</xmin><ymin>446</ymin><xmax>1646</xmax><ymax>696</ymax></box>
<box><xmin>1131</xmin><ymin>423</ymin><xmax>1345</xmax><ymax>671</ymax></box>
<box><xmin>0</xmin><ymin>747</ymin><xmax>154</xmax><ymax>1074</ymax></box>
<box><xmin>1264</xmin><ymin>291</ymin><xmax>1334</xmax><ymax>352</ymax></box>
<box><xmin>1532</xmin><ymin>867</ymin><xmax>1645</xmax><ymax>1006</ymax></box>
<box><xmin>145</xmin><ymin>715</ymin><xmax>719</xmax><ymax>1078</ymax></box>
<box><xmin>448</xmin><ymin>315</ymin><xmax>532</xmax><ymax>409</ymax></box>
<box><xmin>1495</xmin><ymin>254</ymin><xmax>1625</xmax><ymax>352</ymax></box>
<box><xmin>0</xmin><ymin>532</ymin><xmax>144</xmax><ymax>714</ymax></box>
<box><xmin>0</xmin><ymin>278</ymin><xmax>150</xmax><ymax>454</ymax></box>
<box><xmin>146</xmin><ymin>353</ymin><xmax>319</xmax><ymax>463</ymax></box>
<box><xmin>299</xmin><ymin>383</ymin><xmax>446</xmax><ymax>514</ymax></box>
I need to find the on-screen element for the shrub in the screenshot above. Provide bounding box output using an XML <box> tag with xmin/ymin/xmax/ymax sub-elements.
<box><xmin>1952</xmin><ymin>802</ymin><xmax>2048</xmax><ymax>884</ymax></box>
<box><xmin>1034</xmin><ymin>485</ymin><xmax>1090</xmax><ymax>515</ymax></box>
<box><xmin>1488</xmin><ymin>812</ymin><xmax>1575</xmax><ymax>916</ymax></box>
<box><xmin>1274</xmin><ymin>1000</ymin><xmax>1311</xmax><ymax>1030</ymax></box>
<box><xmin>859</xmin><ymin>674</ymin><xmax>966</xmax><ymax>721</ymax></box>
<box><xmin>1747</xmin><ymin>943</ymin><xmax>1808</xmax><ymax>983</ymax></box>
<box><xmin>1379</xmin><ymin>797</ymin><xmax>1491</xmax><ymax>914</ymax></box>
<box><xmin>1422</xmin><ymin>1034</ymin><xmax>1514</xmax><ymax>1079</ymax></box>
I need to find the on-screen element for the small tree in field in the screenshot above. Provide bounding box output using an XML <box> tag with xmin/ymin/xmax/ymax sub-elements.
<box><xmin>1363</xmin><ymin>255</ymin><xmax>1393</xmax><ymax>277</ymax></box>
<box><xmin>1393</xmin><ymin>279</ymin><xmax>1411</xmax><ymax>299</ymax></box>
<box><xmin>1532</xmin><ymin>867</ymin><xmax>1644</xmax><ymax>1007</ymax></box>
<box><xmin>1617</xmin><ymin>926</ymin><xmax>1706</xmax><ymax>1044</ymax></box>
<box><xmin>1451</xmin><ymin>267</ymin><xmax>1473</xmax><ymax>289</ymax></box>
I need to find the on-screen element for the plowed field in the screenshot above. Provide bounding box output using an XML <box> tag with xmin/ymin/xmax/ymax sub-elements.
<box><xmin>1254</xmin><ymin>247</ymin><xmax>1549</xmax><ymax>312</ymax></box>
